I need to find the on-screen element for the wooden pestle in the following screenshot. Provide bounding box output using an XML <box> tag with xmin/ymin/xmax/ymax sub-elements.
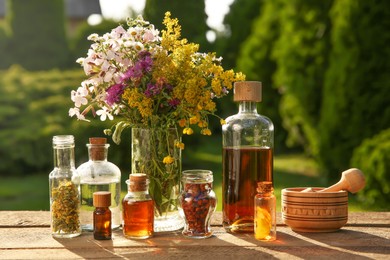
<box><xmin>302</xmin><ymin>168</ymin><xmax>366</xmax><ymax>193</ymax></box>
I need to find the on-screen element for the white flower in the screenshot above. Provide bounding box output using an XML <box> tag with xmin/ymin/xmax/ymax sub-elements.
<box><xmin>68</xmin><ymin>107</ymin><xmax>87</xmax><ymax>121</ymax></box>
<box><xmin>71</xmin><ymin>86</ymin><xmax>88</xmax><ymax>107</ymax></box>
<box><xmin>96</xmin><ymin>107</ymin><xmax>113</xmax><ymax>121</ymax></box>
<box><xmin>87</xmin><ymin>33</ymin><xmax>99</xmax><ymax>41</ymax></box>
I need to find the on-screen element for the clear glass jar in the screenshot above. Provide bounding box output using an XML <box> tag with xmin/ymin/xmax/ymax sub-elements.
<box><xmin>77</xmin><ymin>137</ymin><xmax>121</xmax><ymax>231</ymax></box>
<box><xmin>254</xmin><ymin>181</ymin><xmax>276</xmax><ymax>241</ymax></box>
<box><xmin>179</xmin><ymin>170</ymin><xmax>217</xmax><ymax>238</ymax></box>
<box><xmin>222</xmin><ymin>81</ymin><xmax>274</xmax><ymax>233</ymax></box>
<box><xmin>49</xmin><ymin>135</ymin><xmax>81</xmax><ymax>238</ymax></box>
<box><xmin>122</xmin><ymin>173</ymin><xmax>154</xmax><ymax>239</ymax></box>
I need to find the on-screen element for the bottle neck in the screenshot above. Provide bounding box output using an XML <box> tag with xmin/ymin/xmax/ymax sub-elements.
<box><xmin>88</xmin><ymin>144</ymin><xmax>108</xmax><ymax>161</ymax></box>
<box><xmin>53</xmin><ymin>145</ymin><xmax>75</xmax><ymax>169</ymax></box>
<box><xmin>238</xmin><ymin>101</ymin><xmax>258</xmax><ymax>114</ymax></box>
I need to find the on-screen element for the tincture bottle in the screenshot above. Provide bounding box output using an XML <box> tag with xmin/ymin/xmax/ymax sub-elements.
<box><xmin>222</xmin><ymin>81</ymin><xmax>274</xmax><ymax>233</ymax></box>
<box><xmin>77</xmin><ymin>137</ymin><xmax>121</xmax><ymax>231</ymax></box>
<box><xmin>93</xmin><ymin>191</ymin><xmax>112</xmax><ymax>240</ymax></box>
<box><xmin>254</xmin><ymin>181</ymin><xmax>276</xmax><ymax>241</ymax></box>
<box><xmin>49</xmin><ymin>135</ymin><xmax>81</xmax><ymax>238</ymax></box>
<box><xmin>179</xmin><ymin>169</ymin><xmax>217</xmax><ymax>239</ymax></box>
<box><xmin>122</xmin><ymin>173</ymin><xmax>154</xmax><ymax>239</ymax></box>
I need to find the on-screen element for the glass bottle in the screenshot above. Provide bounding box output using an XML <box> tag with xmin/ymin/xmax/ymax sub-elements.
<box><xmin>77</xmin><ymin>137</ymin><xmax>121</xmax><ymax>231</ymax></box>
<box><xmin>93</xmin><ymin>191</ymin><xmax>112</xmax><ymax>240</ymax></box>
<box><xmin>49</xmin><ymin>135</ymin><xmax>81</xmax><ymax>238</ymax></box>
<box><xmin>179</xmin><ymin>170</ymin><xmax>217</xmax><ymax>239</ymax></box>
<box><xmin>222</xmin><ymin>81</ymin><xmax>274</xmax><ymax>233</ymax></box>
<box><xmin>254</xmin><ymin>181</ymin><xmax>276</xmax><ymax>241</ymax></box>
<box><xmin>122</xmin><ymin>173</ymin><xmax>154</xmax><ymax>239</ymax></box>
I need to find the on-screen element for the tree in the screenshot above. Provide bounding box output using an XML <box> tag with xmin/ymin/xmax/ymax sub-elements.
<box><xmin>216</xmin><ymin>0</ymin><xmax>262</xmax><ymax>70</ymax></box>
<box><xmin>143</xmin><ymin>0</ymin><xmax>209</xmax><ymax>50</ymax></box>
<box><xmin>319</xmin><ymin>0</ymin><xmax>390</xmax><ymax>181</ymax></box>
<box><xmin>6</xmin><ymin>0</ymin><xmax>70</xmax><ymax>70</ymax></box>
<box><xmin>272</xmin><ymin>0</ymin><xmax>333</xmax><ymax>156</ymax></box>
<box><xmin>236</xmin><ymin>0</ymin><xmax>287</xmax><ymax>152</ymax></box>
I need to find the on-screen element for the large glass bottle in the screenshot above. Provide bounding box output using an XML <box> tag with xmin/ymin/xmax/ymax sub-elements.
<box><xmin>49</xmin><ymin>135</ymin><xmax>81</xmax><ymax>238</ymax></box>
<box><xmin>77</xmin><ymin>137</ymin><xmax>121</xmax><ymax>231</ymax></box>
<box><xmin>222</xmin><ymin>81</ymin><xmax>274</xmax><ymax>233</ymax></box>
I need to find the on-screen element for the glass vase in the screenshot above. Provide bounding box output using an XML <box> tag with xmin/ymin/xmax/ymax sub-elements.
<box><xmin>131</xmin><ymin>127</ymin><xmax>184</xmax><ymax>232</ymax></box>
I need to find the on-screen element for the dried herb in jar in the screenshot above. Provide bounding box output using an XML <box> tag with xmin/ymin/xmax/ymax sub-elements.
<box><xmin>51</xmin><ymin>180</ymin><xmax>80</xmax><ymax>233</ymax></box>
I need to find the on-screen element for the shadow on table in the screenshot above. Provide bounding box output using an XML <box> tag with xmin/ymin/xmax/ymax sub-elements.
<box><xmin>299</xmin><ymin>228</ymin><xmax>390</xmax><ymax>256</ymax></box>
<box><xmin>54</xmin><ymin>229</ymin><xmax>279</xmax><ymax>260</ymax></box>
<box><xmin>231</xmin><ymin>230</ymin><xmax>374</xmax><ymax>259</ymax></box>
<box><xmin>54</xmin><ymin>232</ymin><xmax>119</xmax><ymax>259</ymax></box>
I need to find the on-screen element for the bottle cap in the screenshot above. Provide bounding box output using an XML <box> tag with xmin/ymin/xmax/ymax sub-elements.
<box><xmin>88</xmin><ymin>137</ymin><xmax>107</xmax><ymax>161</ymax></box>
<box><xmin>233</xmin><ymin>81</ymin><xmax>262</xmax><ymax>102</ymax></box>
<box><xmin>53</xmin><ymin>135</ymin><xmax>74</xmax><ymax>146</ymax></box>
<box><xmin>93</xmin><ymin>191</ymin><xmax>111</xmax><ymax>207</ymax></box>
<box><xmin>256</xmin><ymin>181</ymin><xmax>274</xmax><ymax>194</ymax></box>
<box><xmin>129</xmin><ymin>173</ymin><xmax>149</xmax><ymax>192</ymax></box>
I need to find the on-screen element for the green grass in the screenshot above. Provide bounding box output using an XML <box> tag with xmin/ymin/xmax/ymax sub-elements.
<box><xmin>0</xmin><ymin>140</ymin><xmax>381</xmax><ymax>212</ymax></box>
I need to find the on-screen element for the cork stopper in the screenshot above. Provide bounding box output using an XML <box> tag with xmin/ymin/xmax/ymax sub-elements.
<box><xmin>129</xmin><ymin>173</ymin><xmax>149</xmax><ymax>192</ymax></box>
<box><xmin>88</xmin><ymin>137</ymin><xmax>107</xmax><ymax>161</ymax></box>
<box><xmin>233</xmin><ymin>81</ymin><xmax>262</xmax><ymax>102</ymax></box>
<box><xmin>93</xmin><ymin>191</ymin><xmax>111</xmax><ymax>207</ymax></box>
<box><xmin>256</xmin><ymin>181</ymin><xmax>274</xmax><ymax>194</ymax></box>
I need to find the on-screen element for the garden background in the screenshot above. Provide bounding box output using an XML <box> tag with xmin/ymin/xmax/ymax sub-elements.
<box><xmin>0</xmin><ymin>0</ymin><xmax>389</xmax><ymax>211</ymax></box>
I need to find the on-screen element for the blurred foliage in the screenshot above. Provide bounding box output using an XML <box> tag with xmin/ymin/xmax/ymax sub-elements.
<box><xmin>5</xmin><ymin>0</ymin><xmax>71</xmax><ymax>70</ymax></box>
<box><xmin>319</xmin><ymin>0</ymin><xmax>390</xmax><ymax>181</ymax></box>
<box><xmin>215</xmin><ymin>0</ymin><xmax>262</xmax><ymax>70</ymax></box>
<box><xmin>0</xmin><ymin>66</ymin><xmax>131</xmax><ymax>176</ymax></box>
<box><xmin>143</xmin><ymin>0</ymin><xmax>210</xmax><ymax>51</ymax></box>
<box><xmin>237</xmin><ymin>0</ymin><xmax>287</xmax><ymax>153</ymax></box>
<box><xmin>351</xmin><ymin>129</ymin><xmax>390</xmax><ymax>208</ymax></box>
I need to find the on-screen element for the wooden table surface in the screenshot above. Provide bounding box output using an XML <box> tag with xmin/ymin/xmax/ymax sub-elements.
<box><xmin>0</xmin><ymin>211</ymin><xmax>389</xmax><ymax>259</ymax></box>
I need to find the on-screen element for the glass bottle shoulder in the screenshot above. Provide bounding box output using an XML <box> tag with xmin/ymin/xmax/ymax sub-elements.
<box><xmin>77</xmin><ymin>160</ymin><xmax>121</xmax><ymax>181</ymax></box>
<box><xmin>223</xmin><ymin>113</ymin><xmax>274</xmax><ymax>131</ymax></box>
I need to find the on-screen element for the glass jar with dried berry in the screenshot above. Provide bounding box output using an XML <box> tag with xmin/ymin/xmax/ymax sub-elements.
<box><xmin>179</xmin><ymin>170</ymin><xmax>217</xmax><ymax>238</ymax></box>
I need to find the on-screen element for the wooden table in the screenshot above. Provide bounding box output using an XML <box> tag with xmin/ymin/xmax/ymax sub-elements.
<box><xmin>0</xmin><ymin>211</ymin><xmax>389</xmax><ymax>259</ymax></box>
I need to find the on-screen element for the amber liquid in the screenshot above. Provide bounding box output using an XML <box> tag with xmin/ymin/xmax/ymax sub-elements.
<box><xmin>222</xmin><ymin>147</ymin><xmax>273</xmax><ymax>233</ymax></box>
<box><xmin>93</xmin><ymin>207</ymin><xmax>112</xmax><ymax>240</ymax></box>
<box><xmin>122</xmin><ymin>199</ymin><xmax>154</xmax><ymax>239</ymax></box>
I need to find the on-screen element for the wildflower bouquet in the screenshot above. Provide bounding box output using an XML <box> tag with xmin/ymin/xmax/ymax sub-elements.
<box><xmin>70</xmin><ymin>12</ymin><xmax>244</xmax><ymax>222</ymax></box>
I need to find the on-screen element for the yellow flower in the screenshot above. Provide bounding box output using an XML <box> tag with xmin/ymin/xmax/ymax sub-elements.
<box><xmin>163</xmin><ymin>155</ymin><xmax>175</xmax><ymax>164</ymax></box>
<box><xmin>201</xmin><ymin>128</ymin><xmax>212</xmax><ymax>136</ymax></box>
<box><xmin>175</xmin><ymin>141</ymin><xmax>185</xmax><ymax>150</ymax></box>
<box><xmin>198</xmin><ymin>120</ymin><xmax>208</xmax><ymax>128</ymax></box>
<box><xmin>220</xmin><ymin>119</ymin><xmax>226</xmax><ymax>125</ymax></box>
<box><xmin>183</xmin><ymin>127</ymin><xmax>194</xmax><ymax>135</ymax></box>
<box><xmin>189</xmin><ymin>115</ymin><xmax>199</xmax><ymax>124</ymax></box>
<box><xmin>178</xmin><ymin>119</ymin><xmax>187</xmax><ymax>128</ymax></box>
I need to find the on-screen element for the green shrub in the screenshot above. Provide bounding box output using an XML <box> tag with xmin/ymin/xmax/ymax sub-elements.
<box><xmin>5</xmin><ymin>0</ymin><xmax>70</xmax><ymax>70</ymax></box>
<box><xmin>350</xmin><ymin>129</ymin><xmax>390</xmax><ymax>209</ymax></box>
<box><xmin>319</xmin><ymin>0</ymin><xmax>390</xmax><ymax>181</ymax></box>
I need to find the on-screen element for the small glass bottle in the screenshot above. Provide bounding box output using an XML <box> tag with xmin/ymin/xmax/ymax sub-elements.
<box><xmin>49</xmin><ymin>135</ymin><xmax>81</xmax><ymax>238</ymax></box>
<box><xmin>222</xmin><ymin>81</ymin><xmax>274</xmax><ymax>233</ymax></box>
<box><xmin>93</xmin><ymin>191</ymin><xmax>112</xmax><ymax>240</ymax></box>
<box><xmin>122</xmin><ymin>173</ymin><xmax>154</xmax><ymax>239</ymax></box>
<box><xmin>77</xmin><ymin>137</ymin><xmax>121</xmax><ymax>231</ymax></box>
<box><xmin>179</xmin><ymin>170</ymin><xmax>217</xmax><ymax>239</ymax></box>
<box><xmin>254</xmin><ymin>181</ymin><xmax>276</xmax><ymax>241</ymax></box>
